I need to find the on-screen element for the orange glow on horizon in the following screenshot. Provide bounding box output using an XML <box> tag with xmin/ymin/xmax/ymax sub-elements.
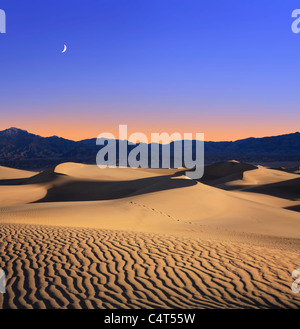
<box><xmin>1</xmin><ymin>119</ymin><xmax>299</xmax><ymax>143</ymax></box>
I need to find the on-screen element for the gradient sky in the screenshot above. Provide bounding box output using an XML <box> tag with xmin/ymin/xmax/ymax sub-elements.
<box><xmin>0</xmin><ymin>0</ymin><xmax>300</xmax><ymax>141</ymax></box>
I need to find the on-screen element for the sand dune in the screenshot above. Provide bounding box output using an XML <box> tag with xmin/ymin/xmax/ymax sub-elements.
<box><xmin>275</xmin><ymin>166</ymin><xmax>300</xmax><ymax>175</ymax></box>
<box><xmin>1</xmin><ymin>163</ymin><xmax>299</xmax><ymax>238</ymax></box>
<box><xmin>201</xmin><ymin>162</ymin><xmax>300</xmax><ymax>210</ymax></box>
<box><xmin>245</xmin><ymin>176</ymin><xmax>300</xmax><ymax>200</ymax></box>
<box><xmin>0</xmin><ymin>167</ymin><xmax>46</xmax><ymax>207</ymax></box>
<box><xmin>0</xmin><ymin>161</ymin><xmax>299</xmax><ymax>309</ymax></box>
<box><xmin>202</xmin><ymin>162</ymin><xmax>299</xmax><ymax>190</ymax></box>
<box><xmin>55</xmin><ymin>162</ymin><xmax>183</xmax><ymax>181</ymax></box>
<box><xmin>0</xmin><ymin>166</ymin><xmax>35</xmax><ymax>180</ymax></box>
<box><xmin>0</xmin><ymin>185</ymin><xmax>46</xmax><ymax>207</ymax></box>
<box><xmin>203</xmin><ymin>160</ymin><xmax>257</xmax><ymax>179</ymax></box>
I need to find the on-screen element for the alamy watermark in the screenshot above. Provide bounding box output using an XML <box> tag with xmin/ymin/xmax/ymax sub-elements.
<box><xmin>0</xmin><ymin>269</ymin><xmax>6</xmax><ymax>293</ymax></box>
<box><xmin>0</xmin><ymin>9</ymin><xmax>6</xmax><ymax>34</ymax></box>
<box><xmin>291</xmin><ymin>269</ymin><xmax>300</xmax><ymax>293</ymax></box>
<box><xmin>96</xmin><ymin>125</ymin><xmax>204</xmax><ymax>179</ymax></box>
<box><xmin>292</xmin><ymin>9</ymin><xmax>300</xmax><ymax>34</ymax></box>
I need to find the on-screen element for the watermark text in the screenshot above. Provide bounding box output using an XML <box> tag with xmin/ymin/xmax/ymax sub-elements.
<box><xmin>96</xmin><ymin>125</ymin><xmax>204</xmax><ymax>180</ymax></box>
<box><xmin>292</xmin><ymin>9</ymin><xmax>300</xmax><ymax>34</ymax></box>
<box><xmin>0</xmin><ymin>9</ymin><xmax>6</xmax><ymax>34</ymax></box>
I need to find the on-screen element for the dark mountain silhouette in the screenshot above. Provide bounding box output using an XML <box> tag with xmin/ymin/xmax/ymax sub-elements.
<box><xmin>0</xmin><ymin>128</ymin><xmax>76</xmax><ymax>160</ymax></box>
<box><xmin>0</xmin><ymin>127</ymin><xmax>299</xmax><ymax>170</ymax></box>
<box><xmin>205</xmin><ymin>133</ymin><xmax>300</xmax><ymax>156</ymax></box>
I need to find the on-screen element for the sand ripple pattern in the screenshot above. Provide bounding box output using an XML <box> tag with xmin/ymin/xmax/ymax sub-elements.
<box><xmin>0</xmin><ymin>223</ymin><xmax>299</xmax><ymax>309</ymax></box>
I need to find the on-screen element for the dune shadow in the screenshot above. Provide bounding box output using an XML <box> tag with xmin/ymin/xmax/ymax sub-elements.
<box><xmin>33</xmin><ymin>174</ymin><xmax>197</xmax><ymax>203</ymax></box>
<box><xmin>0</xmin><ymin>178</ymin><xmax>28</xmax><ymax>185</ymax></box>
<box><xmin>198</xmin><ymin>162</ymin><xmax>257</xmax><ymax>189</ymax></box>
<box><xmin>285</xmin><ymin>205</ymin><xmax>300</xmax><ymax>213</ymax></box>
<box><xmin>199</xmin><ymin>172</ymin><xmax>245</xmax><ymax>189</ymax></box>
<box><xmin>0</xmin><ymin>168</ymin><xmax>65</xmax><ymax>186</ymax></box>
<box><xmin>245</xmin><ymin>177</ymin><xmax>300</xmax><ymax>200</ymax></box>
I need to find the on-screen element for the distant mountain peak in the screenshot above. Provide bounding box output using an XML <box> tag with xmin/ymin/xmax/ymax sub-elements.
<box><xmin>1</xmin><ymin>127</ymin><xmax>29</xmax><ymax>136</ymax></box>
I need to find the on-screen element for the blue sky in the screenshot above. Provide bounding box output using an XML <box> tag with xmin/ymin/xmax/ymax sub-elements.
<box><xmin>0</xmin><ymin>0</ymin><xmax>300</xmax><ymax>141</ymax></box>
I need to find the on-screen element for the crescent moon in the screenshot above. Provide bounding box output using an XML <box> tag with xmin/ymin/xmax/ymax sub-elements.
<box><xmin>62</xmin><ymin>44</ymin><xmax>67</xmax><ymax>53</ymax></box>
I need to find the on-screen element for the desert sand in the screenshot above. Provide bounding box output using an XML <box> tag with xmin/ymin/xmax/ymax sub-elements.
<box><xmin>0</xmin><ymin>161</ymin><xmax>299</xmax><ymax>309</ymax></box>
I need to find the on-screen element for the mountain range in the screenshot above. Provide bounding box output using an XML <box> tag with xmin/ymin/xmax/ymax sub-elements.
<box><xmin>0</xmin><ymin>127</ymin><xmax>300</xmax><ymax>170</ymax></box>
